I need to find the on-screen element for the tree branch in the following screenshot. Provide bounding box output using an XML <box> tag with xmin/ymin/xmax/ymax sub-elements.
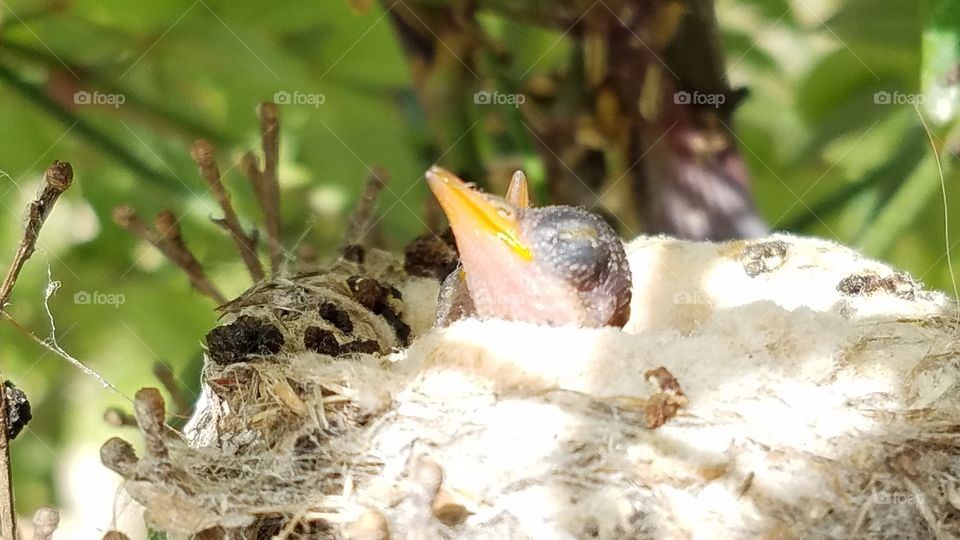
<box><xmin>190</xmin><ymin>140</ymin><xmax>265</xmax><ymax>281</ymax></box>
<box><xmin>112</xmin><ymin>207</ymin><xmax>228</xmax><ymax>305</ymax></box>
<box><xmin>0</xmin><ymin>160</ymin><xmax>74</xmax><ymax>540</ymax></box>
<box><xmin>384</xmin><ymin>1</ymin><xmax>486</xmax><ymax>183</ymax></box>
<box><xmin>246</xmin><ymin>102</ymin><xmax>283</xmax><ymax>275</ymax></box>
<box><xmin>342</xmin><ymin>166</ymin><xmax>390</xmax><ymax>250</ymax></box>
<box><xmin>397</xmin><ymin>0</ymin><xmax>766</xmax><ymax>240</ymax></box>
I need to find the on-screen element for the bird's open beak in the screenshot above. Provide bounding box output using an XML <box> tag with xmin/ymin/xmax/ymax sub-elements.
<box><xmin>426</xmin><ymin>166</ymin><xmax>533</xmax><ymax>261</ymax></box>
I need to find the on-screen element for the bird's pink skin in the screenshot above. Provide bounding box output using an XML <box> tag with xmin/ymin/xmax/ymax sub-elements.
<box><xmin>426</xmin><ymin>166</ymin><xmax>604</xmax><ymax>326</ymax></box>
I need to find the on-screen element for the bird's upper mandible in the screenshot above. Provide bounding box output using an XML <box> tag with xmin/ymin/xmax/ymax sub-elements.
<box><xmin>426</xmin><ymin>166</ymin><xmax>632</xmax><ymax>328</ymax></box>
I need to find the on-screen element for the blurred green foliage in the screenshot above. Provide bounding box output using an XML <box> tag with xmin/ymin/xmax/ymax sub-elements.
<box><xmin>0</xmin><ymin>0</ymin><xmax>957</xmax><ymax>518</ymax></box>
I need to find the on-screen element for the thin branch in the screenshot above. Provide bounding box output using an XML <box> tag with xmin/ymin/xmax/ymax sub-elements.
<box><xmin>112</xmin><ymin>206</ymin><xmax>228</xmax><ymax>304</ymax></box>
<box><xmin>404</xmin><ymin>0</ymin><xmax>586</xmax><ymax>27</ymax></box>
<box><xmin>401</xmin><ymin>0</ymin><xmax>764</xmax><ymax>240</ymax></box>
<box><xmin>152</xmin><ymin>362</ymin><xmax>192</xmax><ymax>419</ymax></box>
<box><xmin>0</xmin><ymin>377</ymin><xmax>15</xmax><ymax>539</ymax></box>
<box><xmin>190</xmin><ymin>140</ymin><xmax>265</xmax><ymax>281</ymax></box>
<box><xmin>153</xmin><ymin>211</ymin><xmax>229</xmax><ymax>305</ymax></box>
<box><xmin>342</xmin><ymin>166</ymin><xmax>389</xmax><ymax>249</ymax></box>
<box><xmin>133</xmin><ymin>388</ymin><xmax>168</xmax><ymax>459</ymax></box>
<box><xmin>30</xmin><ymin>507</ymin><xmax>59</xmax><ymax>540</ymax></box>
<box><xmin>0</xmin><ymin>160</ymin><xmax>73</xmax><ymax>540</ymax></box>
<box><xmin>103</xmin><ymin>406</ymin><xmax>138</xmax><ymax>428</ymax></box>
<box><xmin>0</xmin><ymin>161</ymin><xmax>73</xmax><ymax>307</ymax></box>
<box><xmin>249</xmin><ymin>102</ymin><xmax>282</xmax><ymax>274</ymax></box>
<box><xmin>385</xmin><ymin>1</ymin><xmax>486</xmax><ymax>183</ymax></box>
<box><xmin>99</xmin><ymin>437</ymin><xmax>139</xmax><ymax>479</ymax></box>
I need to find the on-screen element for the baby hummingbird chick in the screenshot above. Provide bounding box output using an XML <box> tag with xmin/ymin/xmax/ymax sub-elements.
<box><xmin>426</xmin><ymin>166</ymin><xmax>632</xmax><ymax>328</ymax></box>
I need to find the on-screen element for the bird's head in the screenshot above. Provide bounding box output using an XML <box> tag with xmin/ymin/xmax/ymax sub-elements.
<box><xmin>426</xmin><ymin>166</ymin><xmax>632</xmax><ymax>328</ymax></box>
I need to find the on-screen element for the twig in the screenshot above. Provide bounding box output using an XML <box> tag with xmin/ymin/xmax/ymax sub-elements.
<box><xmin>411</xmin><ymin>0</ymin><xmax>577</xmax><ymax>26</ymax></box>
<box><xmin>133</xmin><ymin>388</ymin><xmax>167</xmax><ymax>459</ymax></box>
<box><xmin>0</xmin><ymin>161</ymin><xmax>72</xmax><ymax>307</ymax></box>
<box><xmin>402</xmin><ymin>0</ymin><xmax>764</xmax><ymax>240</ymax></box>
<box><xmin>153</xmin><ymin>211</ymin><xmax>228</xmax><ymax>304</ymax></box>
<box><xmin>385</xmin><ymin>1</ymin><xmax>486</xmax><ymax>183</ymax></box>
<box><xmin>0</xmin><ymin>160</ymin><xmax>73</xmax><ymax>540</ymax></box>
<box><xmin>112</xmin><ymin>206</ymin><xmax>228</xmax><ymax>304</ymax></box>
<box><xmin>342</xmin><ymin>166</ymin><xmax>389</xmax><ymax>249</ymax></box>
<box><xmin>190</xmin><ymin>140</ymin><xmax>265</xmax><ymax>281</ymax></box>
<box><xmin>152</xmin><ymin>362</ymin><xmax>192</xmax><ymax>419</ymax></box>
<box><xmin>245</xmin><ymin>102</ymin><xmax>283</xmax><ymax>274</ymax></box>
<box><xmin>30</xmin><ymin>507</ymin><xmax>58</xmax><ymax>540</ymax></box>
<box><xmin>100</xmin><ymin>437</ymin><xmax>139</xmax><ymax>478</ymax></box>
<box><xmin>103</xmin><ymin>406</ymin><xmax>138</xmax><ymax>428</ymax></box>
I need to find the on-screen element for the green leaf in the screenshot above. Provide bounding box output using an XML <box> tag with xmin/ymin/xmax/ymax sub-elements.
<box><xmin>921</xmin><ymin>0</ymin><xmax>960</xmax><ymax>123</ymax></box>
<box><xmin>857</xmin><ymin>127</ymin><xmax>955</xmax><ymax>256</ymax></box>
<box><xmin>782</xmin><ymin>120</ymin><xmax>927</xmax><ymax>232</ymax></box>
<box><xmin>826</xmin><ymin>0</ymin><xmax>920</xmax><ymax>52</ymax></box>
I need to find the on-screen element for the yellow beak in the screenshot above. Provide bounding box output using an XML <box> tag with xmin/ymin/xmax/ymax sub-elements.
<box><xmin>426</xmin><ymin>166</ymin><xmax>533</xmax><ymax>261</ymax></box>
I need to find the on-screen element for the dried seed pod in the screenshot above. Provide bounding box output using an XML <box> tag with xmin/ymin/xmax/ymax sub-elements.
<box><xmin>4</xmin><ymin>381</ymin><xmax>31</xmax><ymax>440</ymax></box>
<box><xmin>31</xmin><ymin>506</ymin><xmax>59</xmax><ymax>540</ymax></box>
<box><xmin>432</xmin><ymin>489</ymin><xmax>471</xmax><ymax>526</ymax></box>
<box><xmin>133</xmin><ymin>388</ymin><xmax>167</xmax><ymax>458</ymax></box>
<box><xmin>205</xmin><ymin>316</ymin><xmax>285</xmax><ymax>365</ymax></box>
<box><xmin>739</xmin><ymin>239</ymin><xmax>789</xmax><ymax>277</ymax></box>
<box><xmin>340</xmin><ymin>339</ymin><xmax>381</xmax><ymax>355</ymax></box>
<box><xmin>103</xmin><ymin>407</ymin><xmax>137</xmax><ymax>427</ymax></box>
<box><xmin>347</xmin><ymin>276</ymin><xmax>411</xmax><ymax>345</ymax></box>
<box><xmin>403</xmin><ymin>229</ymin><xmax>458</xmax><ymax>280</ymax></box>
<box><xmin>343</xmin><ymin>510</ymin><xmax>390</xmax><ymax>540</ymax></box>
<box><xmin>319</xmin><ymin>302</ymin><xmax>354</xmax><ymax>334</ymax></box>
<box><xmin>304</xmin><ymin>326</ymin><xmax>340</xmax><ymax>356</ymax></box>
<box><xmin>100</xmin><ymin>437</ymin><xmax>139</xmax><ymax>478</ymax></box>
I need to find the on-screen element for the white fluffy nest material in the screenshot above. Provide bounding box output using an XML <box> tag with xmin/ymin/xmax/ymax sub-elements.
<box><xmin>104</xmin><ymin>234</ymin><xmax>960</xmax><ymax>539</ymax></box>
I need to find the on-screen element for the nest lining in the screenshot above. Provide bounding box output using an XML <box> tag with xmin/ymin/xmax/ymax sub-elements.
<box><xmin>103</xmin><ymin>235</ymin><xmax>960</xmax><ymax>539</ymax></box>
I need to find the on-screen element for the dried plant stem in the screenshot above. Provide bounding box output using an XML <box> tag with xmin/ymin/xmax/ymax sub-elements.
<box><xmin>112</xmin><ymin>207</ymin><xmax>228</xmax><ymax>304</ymax></box>
<box><xmin>0</xmin><ymin>161</ymin><xmax>73</xmax><ymax>307</ymax></box>
<box><xmin>385</xmin><ymin>2</ymin><xmax>486</xmax><ymax>183</ymax></box>
<box><xmin>399</xmin><ymin>0</ymin><xmax>762</xmax><ymax>240</ymax></box>
<box><xmin>152</xmin><ymin>362</ymin><xmax>192</xmax><ymax>419</ymax></box>
<box><xmin>0</xmin><ymin>160</ymin><xmax>74</xmax><ymax>540</ymax></box>
<box><xmin>244</xmin><ymin>102</ymin><xmax>283</xmax><ymax>274</ymax></box>
<box><xmin>0</xmin><ymin>395</ymin><xmax>12</xmax><ymax>540</ymax></box>
<box><xmin>30</xmin><ymin>507</ymin><xmax>59</xmax><ymax>540</ymax></box>
<box><xmin>103</xmin><ymin>406</ymin><xmax>138</xmax><ymax>428</ymax></box>
<box><xmin>342</xmin><ymin>166</ymin><xmax>389</xmax><ymax>248</ymax></box>
<box><xmin>133</xmin><ymin>388</ymin><xmax>168</xmax><ymax>459</ymax></box>
<box><xmin>190</xmin><ymin>140</ymin><xmax>265</xmax><ymax>281</ymax></box>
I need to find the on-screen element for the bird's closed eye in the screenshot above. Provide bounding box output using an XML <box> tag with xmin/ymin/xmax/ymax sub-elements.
<box><xmin>487</xmin><ymin>199</ymin><xmax>515</xmax><ymax>220</ymax></box>
<box><xmin>558</xmin><ymin>227</ymin><xmax>600</xmax><ymax>243</ymax></box>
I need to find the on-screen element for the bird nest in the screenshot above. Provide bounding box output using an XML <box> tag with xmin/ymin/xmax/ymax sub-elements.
<box><xmin>102</xmin><ymin>234</ymin><xmax>960</xmax><ymax>539</ymax></box>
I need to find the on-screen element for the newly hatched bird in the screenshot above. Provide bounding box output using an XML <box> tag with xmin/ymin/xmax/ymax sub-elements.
<box><xmin>426</xmin><ymin>166</ymin><xmax>632</xmax><ymax>328</ymax></box>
